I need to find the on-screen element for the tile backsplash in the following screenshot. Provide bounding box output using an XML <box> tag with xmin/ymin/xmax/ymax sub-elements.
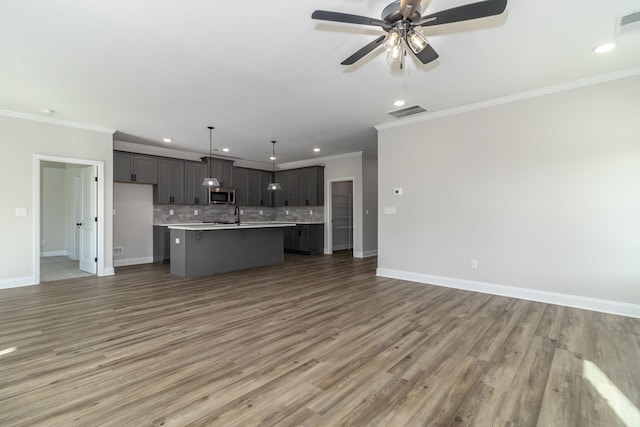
<box><xmin>154</xmin><ymin>204</ymin><xmax>324</xmax><ymax>224</ymax></box>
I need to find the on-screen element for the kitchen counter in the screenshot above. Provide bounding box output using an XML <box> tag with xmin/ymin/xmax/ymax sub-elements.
<box><xmin>167</xmin><ymin>222</ymin><xmax>297</xmax><ymax>231</ymax></box>
<box><xmin>168</xmin><ymin>222</ymin><xmax>297</xmax><ymax>278</ymax></box>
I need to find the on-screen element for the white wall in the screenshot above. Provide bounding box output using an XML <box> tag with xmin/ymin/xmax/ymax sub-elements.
<box><xmin>377</xmin><ymin>75</ymin><xmax>640</xmax><ymax>316</ymax></box>
<box><xmin>113</xmin><ymin>183</ymin><xmax>154</xmax><ymax>266</ymax></box>
<box><xmin>40</xmin><ymin>165</ymin><xmax>67</xmax><ymax>255</ymax></box>
<box><xmin>0</xmin><ymin>113</ymin><xmax>114</xmax><ymax>288</ymax></box>
<box><xmin>362</xmin><ymin>155</ymin><xmax>378</xmax><ymax>256</ymax></box>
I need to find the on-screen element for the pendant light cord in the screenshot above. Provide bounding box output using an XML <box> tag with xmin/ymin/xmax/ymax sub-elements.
<box><xmin>208</xmin><ymin>126</ymin><xmax>214</xmax><ymax>177</ymax></box>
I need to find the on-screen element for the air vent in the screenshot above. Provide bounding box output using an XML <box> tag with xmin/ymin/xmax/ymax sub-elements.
<box><xmin>387</xmin><ymin>105</ymin><xmax>427</xmax><ymax>118</ymax></box>
<box><xmin>617</xmin><ymin>11</ymin><xmax>640</xmax><ymax>36</ymax></box>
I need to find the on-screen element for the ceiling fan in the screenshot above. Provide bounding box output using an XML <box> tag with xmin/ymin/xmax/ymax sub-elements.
<box><xmin>311</xmin><ymin>0</ymin><xmax>507</xmax><ymax>67</ymax></box>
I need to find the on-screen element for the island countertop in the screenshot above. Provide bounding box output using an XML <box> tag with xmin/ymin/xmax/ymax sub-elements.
<box><xmin>166</xmin><ymin>221</ymin><xmax>297</xmax><ymax>231</ymax></box>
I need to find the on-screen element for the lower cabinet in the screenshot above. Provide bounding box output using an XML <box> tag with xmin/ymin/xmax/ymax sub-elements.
<box><xmin>284</xmin><ymin>224</ymin><xmax>324</xmax><ymax>255</ymax></box>
<box><xmin>153</xmin><ymin>226</ymin><xmax>171</xmax><ymax>263</ymax></box>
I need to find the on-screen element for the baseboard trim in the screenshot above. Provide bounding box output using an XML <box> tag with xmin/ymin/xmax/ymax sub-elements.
<box><xmin>113</xmin><ymin>257</ymin><xmax>154</xmax><ymax>267</ymax></box>
<box><xmin>41</xmin><ymin>251</ymin><xmax>67</xmax><ymax>257</ymax></box>
<box><xmin>101</xmin><ymin>267</ymin><xmax>115</xmax><ymax>276</ymax></box>
<box><xmin>354</xmin><ymin>250</ymin><xmax>378</xmax><ymax>258</ymax></box>
<box><xmin>0</xmin><ymin>276</ymin><xmax>37</xmax><ymax>289</ymax></box>
<box><xmin>376</xmin><ymin>268</ymin><xmax>640</xmax><ymax>319</ymax></box>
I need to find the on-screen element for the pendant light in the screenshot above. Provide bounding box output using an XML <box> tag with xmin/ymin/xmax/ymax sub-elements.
<box><xmin>202</xmin><ymin>126</ymin><xmax>220</xmax><ymax>188</ymax></box>
<box><xmin>267</xmin><ymin>140</ymin><xmax>281</xmax><ymax>191</ymax></box>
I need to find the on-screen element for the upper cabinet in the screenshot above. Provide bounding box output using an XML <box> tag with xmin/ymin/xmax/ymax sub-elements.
<box><xmin>234</xmin><ymin>167</ymin><xmax>251</xmax><ymax>206</ymax></box>
<box><xmin>184</xmin><ymin>161</ymin><xmax>209</xmax><ymax>205</ymax></box>
<box><xmin>235</xmin><ymin>168</ymin><xmax>274</xmax><ymax>207</ymax></box>
<box><xmin>114</xmin><ymin>152</ymin><xmax>158</xmax><ymax>184</ymax></box>
<box><xmin>275</xmin><ymin>166</ymin><xmax>324</xmax><ymax>207</ymax></box>
<box><xmin>299</xmin><ymin>166</ymin><xmax>324</xmax><ymax>206</ymax></box>
<box><xmin>154</xmin><ymin>159</ymin><xmax>185</xmax><ymax>204</ymax></box>
<box><xmin>206</xmin><ymin>158</ymin><xmax>234</xmax><ymax>188</ymax></box>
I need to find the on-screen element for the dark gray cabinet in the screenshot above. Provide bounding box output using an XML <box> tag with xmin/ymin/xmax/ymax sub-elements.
<box><xmin>185</xmin><ymin>162</ymin><xmax>208</xmax><ymax>205</ymax></box>
<box><xmin>205</xmin><ymin>158</ymin><xmax>234</xmax><ymax>188</ymax></box>
<box><xmin>114</xmin><ymin>152</ymin><xmax>157</xmax><ymax>184</ymax></box>
<box><xmin>234</xmin><ymin>167</ymin><xmax>251</xmax><ymax>206</ymax></box>
<box><xmin>155</xmin><ymin>159</ymin><xmax>185</xmax><ymax>204</ymax></box>
<box><xmin>299</xmin><ymin>166</ymin><xmax>324</xmax><ymax>206</ymax></box>
<box><xmin>275</xmin><ymin>166</ymin><xmax>324</xmax><ymax>207</ymax></box>
<box><xmin>153</xmin><ymin>226</ymin><xmax>170</xmax><ymax>263</ymax></box>
<box><xmin>257</xmin><ymin>170</ymin><xmax>273</xmax><ymax>207</ymax></box>
<box><xmin>274</xmin><ymin>170</ymin><xmax>288</xmax><ymax>207</ymax></box>
<box><xmin>236</xmin><ymin>168</ymin><xmax>274</xmax><ymax>207</ymax></box>
<box><xmin>284</xmin><ymin>224</ymin><xmax>324</xmax><ymax>255</ymax></box>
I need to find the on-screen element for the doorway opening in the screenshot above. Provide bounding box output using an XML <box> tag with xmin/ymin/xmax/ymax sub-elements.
<box><xmin>35</xmin><ymin>156</ymin><xmax>104</xmax><ymax>283</ymax></box>
<box><xmin>330</xmin><ymin>180</ymin><xmax>354</xmax><ymax>254</ymax></box>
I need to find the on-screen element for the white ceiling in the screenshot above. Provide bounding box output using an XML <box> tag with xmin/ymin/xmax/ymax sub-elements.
<box><xmin>1</xmin><ymin>0</ymin><xmax>639</xmax><ymax>164</ymax></box>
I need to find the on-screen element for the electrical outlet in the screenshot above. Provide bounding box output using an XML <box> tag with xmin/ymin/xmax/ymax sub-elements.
<box><xmin>286</xmin><ymin>210</ymin><xmax>289</xmax><ymax>215</ymax></box>
<box><xmin>259</xmin><ymin>210</ymin><xmax>263</xmax><ymax>215</ymax></box>
<box><xmin>383</xmin><ymin>207</ymin><xmax>396</xmax><ymax>215</ymax></box>
<box><xmin>169</xmin><ymin>209</ymin><xmax>174</xmax><ymax>215</ymax></box>
<box><xmin>309</xmin><ymin>210</ymin><xmax>313</xmax><ymax>215</ymax></box>
<box><xmin>15</xmin><ymin>208</ymin><xmax>27</xmax><ymax>216</ymax></box>
<box><xmin>471</xmin><ymin>259</ymin><xmax>478</xmax><ymax>269</ymax></box>
<box><xmin>175</xmin><ymin>238</ymin><xmax>180</xmax><ymax>244</ymax></box>
<box><xmin>240</xmin><ymin>209</ymin><xmax>243</xmax><ymax>215</ymax></box>
<box><xmin>194</xmin><ymin>209</ymin><xmax>199</xmax><ymax>215</ymax></box>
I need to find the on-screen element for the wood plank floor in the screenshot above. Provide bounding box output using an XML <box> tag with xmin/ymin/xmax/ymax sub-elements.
<box><xmin>1</xmin><ymin>253</ymin><xmax>639</xmax><ymax>426</ymax></box>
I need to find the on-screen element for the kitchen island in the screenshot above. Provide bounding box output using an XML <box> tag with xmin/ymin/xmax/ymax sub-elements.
<box><xmin>168</xmin><ymin>222</ymin><xmax>296</xmax><ymax>278</ymax></box>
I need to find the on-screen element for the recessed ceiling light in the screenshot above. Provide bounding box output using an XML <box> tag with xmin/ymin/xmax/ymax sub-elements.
<box><xmin>162</xmin><ymin>138</ymin><xmax>172</xmax><ymax>143</ymax></box>
<box><xmin>393</xmin><ymin>100</ymin><xmax>406</xmax><ymax>107</ymax></box>
<box><xmin>313</xmin><ymin>148</ymin><xmax>321</xmax><ymax>152</ymax></box>
<box><xmin>593</xmin><ymin>42</ymin><xmax>616</xmax><ymax>54</ymax></box>
<box><xmin>222</xmin><ymin>148</ymin><xmax>230</xmax><ymax>152</ymax></box>
<box><xmin>41</xmin><ymin>108</ymin><xmax>54</xmax><ymax>115</ymax></box>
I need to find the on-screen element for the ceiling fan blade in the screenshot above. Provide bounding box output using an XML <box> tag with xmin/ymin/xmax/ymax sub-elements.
<box><xmin>413</xmin><ymin>44</ymin><xmax>439</xmax><ymax>64</ymax></box>
<box><xmin>417</xmin><ymin>0</ymin><xmax>507</xmax><ymax>27</ymax></box>
<box><xmin>400</xmin><ymin>0</ymin><xmax>422</xmax><ymax>21</ymax></box>
<box><xmin>312</xmin><ymin>10</ymin><xmax>388</xmax><ymax>28</ymax></box>
<box><xmin>341</xmin><ymin>35</ymin><xmax>386</xmax><ymax>65</ymax></box>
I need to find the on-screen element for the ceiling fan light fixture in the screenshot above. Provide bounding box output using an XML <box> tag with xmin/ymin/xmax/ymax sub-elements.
<box><xmin>407</xmin><ymin>30</ymin><xmax>429</xmax><ymax>54</ymax></box>
<box><xmin>383</xmin><ymin>29</ymin><xmax>402</xmax><ymax>50</ymax></box>
<box><xmin>387</xmin><ymin>44</ymin><xmax>403</xmax><ymax>63</ymax></box>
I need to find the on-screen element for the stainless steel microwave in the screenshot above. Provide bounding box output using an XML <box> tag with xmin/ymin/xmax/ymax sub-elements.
<box><xmin>209</xmin><ymin>188</ymin><xmax>235</xmax><ymax>204</ymax></box>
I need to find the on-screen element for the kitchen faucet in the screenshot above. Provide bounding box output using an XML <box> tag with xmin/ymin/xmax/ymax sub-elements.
<box><xmin>234</xmin><ymin>205</ymin><xmax>240</xmax><ymax>225</ymax></box>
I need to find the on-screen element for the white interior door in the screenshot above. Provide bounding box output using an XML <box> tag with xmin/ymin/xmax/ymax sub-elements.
<box><xmin>79</xmin><ymin>166</ymin><xmax>97</xmax><ymax>273</ymax></box>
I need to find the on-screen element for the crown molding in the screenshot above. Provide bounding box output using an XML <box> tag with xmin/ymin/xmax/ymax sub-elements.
<box><xmin>375</xmin><ymin>67</ymin><xmax>640</xmax><ymax>131</ymax></box>
<box><xmin>0</xmin><ymin>109</ymin><xmax>116</xmax><ymax>134</ymax></box>
<box><xmin>278</xmin><ymin>151</ymin><xmax>362</xmax><ymax>170</ymax></box>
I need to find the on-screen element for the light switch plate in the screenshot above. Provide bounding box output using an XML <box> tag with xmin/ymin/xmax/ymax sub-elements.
<box><xmin>175</xmin><ymin>238</ymin><xmax>180</xmax><ymax>244</ymax></box>
<box><xmin>384</xmin><ymin>207</ymin><xmax>397</xmax><ymax>215</ymax></box>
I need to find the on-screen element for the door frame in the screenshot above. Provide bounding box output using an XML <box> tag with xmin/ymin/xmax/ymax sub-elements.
<box><xmin>34</xmin><ymin>155</ymin><xmax>105</xmax><ymax>283</ymax></box>
<box><xmin>326</xmin><ymin>177</ymin><xmax>355</xmax><ymax>256</ymax></box>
